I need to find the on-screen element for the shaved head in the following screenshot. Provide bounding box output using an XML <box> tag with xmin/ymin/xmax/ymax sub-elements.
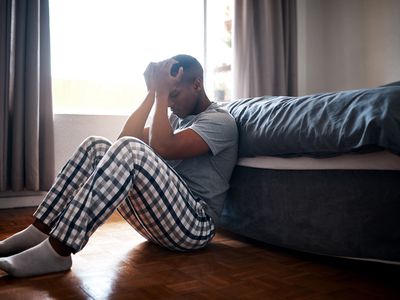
<box><xmin>171</xmin><ymin>54</ymin><xmax>204</xmax><ymax>85</ymax></box>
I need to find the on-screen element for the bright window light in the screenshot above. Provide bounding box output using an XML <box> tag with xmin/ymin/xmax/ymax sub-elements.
<box><xmin>50</xmin><ymin>0</ymin><xmax>232</xmax><ymax>115</ymax></box>
<box><xmin>50</xmin><ymin>0</ymin><xmax>204</xmax><ymax>115</ymax></box>
<box><xmin>206</xmin><ymin>0</ymin><xmax>233</xmax><ymax>102</ymax></box>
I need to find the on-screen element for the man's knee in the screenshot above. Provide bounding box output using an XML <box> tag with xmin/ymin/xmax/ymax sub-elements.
<box><xmin>114</xmin><ymin>136</ymin><xmax>145</xmax><ymax>149</ymax></box>
<box><xmin>112</xmin><ymin>137</ymin><xmax>152</xmax><ymax>157</ymax></box>
<box><xmin>80</xmin><ymin>136</ymin><xmax>112</xmax><ymax>149</ymax></box>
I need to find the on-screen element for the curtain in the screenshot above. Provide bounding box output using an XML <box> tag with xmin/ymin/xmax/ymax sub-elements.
<box><xmin>233</xmin><ymin>0</ymin><xmax>297</xmax><ymax>98</ymax></box>
<box><xmin>0</xmin><ymin>0</ymin><xmax>54</xmax><ymax>193</ymax></box>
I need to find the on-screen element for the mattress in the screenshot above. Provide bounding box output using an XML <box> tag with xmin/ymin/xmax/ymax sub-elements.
<box><xmin>237</xmin><ymin>150</ymin><xmax>400</xmax><ymax>170</ymax></box>
<box><xmin>221</xmin><ymin>152</ymin><xmax>400</xmax><ymax>262</ymax></box>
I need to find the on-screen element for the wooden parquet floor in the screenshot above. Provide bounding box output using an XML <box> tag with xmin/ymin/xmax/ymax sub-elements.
<box><xmin>0</xmin><ymin>208</ymin><xmax>399</xmax><ymax>300</ymax></box>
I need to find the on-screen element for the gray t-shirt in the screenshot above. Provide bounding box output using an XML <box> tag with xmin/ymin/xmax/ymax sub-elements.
<box><xmin>168</xmin><ymin>102</ymin><xmax>238</xmax><ymax>225</ymax></box>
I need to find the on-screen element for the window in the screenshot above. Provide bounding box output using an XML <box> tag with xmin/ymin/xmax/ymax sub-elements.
<box><xmin>205</xmin><ymin>0</ymin><xmax>233</xmax><ymax>102</ymax></box>
<box><xmin>50</xmin><ymin>0</ymin><xmax>232</xmax><ymax>115</ymax></box>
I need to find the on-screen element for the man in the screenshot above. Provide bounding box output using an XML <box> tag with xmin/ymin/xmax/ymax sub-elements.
<box><xmin>0</xmin><ymin>54</ymin><xmax>238</xmax><ymax>277</ymax></box>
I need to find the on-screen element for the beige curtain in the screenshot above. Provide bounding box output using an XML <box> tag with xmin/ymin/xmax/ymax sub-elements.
<box><xmin>0</xmin><ymin>0</ymin><xmax>54</xmax><ymax>192</ymax></box>
<box><xmin>233</xmin><ymin>0</ymin><xmax>297</xmax><ymax>98</ymax></box>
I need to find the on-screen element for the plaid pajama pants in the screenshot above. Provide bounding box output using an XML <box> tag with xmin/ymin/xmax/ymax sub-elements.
<box><xmin>33</xmin><ymin>136</ymin><xmax>215</xmax><ymax>253</ymax></box>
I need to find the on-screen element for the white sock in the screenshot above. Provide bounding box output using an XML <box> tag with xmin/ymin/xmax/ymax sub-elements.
<box><xmin>0</xmin><ymin>225</ymin><xmax>48</xmax><ymax>257</ymax></box>
<box><xmin>0</xmin><ymin>239</ymin><xmax>72</xmax><ymax>277</ymax></box>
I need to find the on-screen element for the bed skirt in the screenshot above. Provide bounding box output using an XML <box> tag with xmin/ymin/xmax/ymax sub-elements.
<box><xmin>220</xmin><ymin>167</ymin><xmax>400</xmax><ymax>262</ymax></box>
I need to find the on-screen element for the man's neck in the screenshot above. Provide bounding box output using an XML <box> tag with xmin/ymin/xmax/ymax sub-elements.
<box><xmin>193</xmin><ymin>94</ymin><xmax>211</xmax><ymax>115</ymax></box>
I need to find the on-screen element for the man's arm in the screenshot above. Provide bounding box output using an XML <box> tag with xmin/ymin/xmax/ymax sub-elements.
<box><xmin>150</xmin><ymin>95</ymin><xmax>209</xmax><ymax>160</ymax></box>
<box><xmin>118</xmin><ymin>63</ymin><xmax>158</xmax><ymax>143</ymax></box>
<box><xmin>149</xmin><ymin>60</ymin><xmax>209</xmax><ymax>160</ymax></box>
<box><xmin>117</xmin><ymin>91</ymin><xmax>154</xmax><ymax>143</ymax></box>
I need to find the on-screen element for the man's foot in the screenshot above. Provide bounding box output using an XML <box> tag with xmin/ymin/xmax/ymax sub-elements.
<box><xmin>0</xmin><ymin>239</ymin><xmax>72</xmax><ymax>277</ymax></box>
<box><xmin>0</xmin><ymin>225</ymin><xmax>48</xmax><ymax>257</ymax></box>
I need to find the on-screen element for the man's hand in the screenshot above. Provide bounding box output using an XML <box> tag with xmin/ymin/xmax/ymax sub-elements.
<box><xmin>143</xmin><ymin>62</ymin><xmax>157</xmax><ymax>92</ymax></box>
<box><xmin>154</xmin><ymin>59</ymin><xmax>183</xmax><ymax>97</ymax></box>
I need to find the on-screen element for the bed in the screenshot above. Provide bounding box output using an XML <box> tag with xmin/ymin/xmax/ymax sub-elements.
<box><xmin>219</xmin><ymin>82</ymin><xmax>400</xmax><ymax>263</ymax></box>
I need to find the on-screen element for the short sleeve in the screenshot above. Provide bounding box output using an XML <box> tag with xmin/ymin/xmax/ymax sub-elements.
<box><xmin>189</xmin><ymin>112</ymin><xmax>238</xmax><ymax>156</ymax></box>
<box><xmin>169</xmin><ymin>113</ymin><xmax>179</xmax><ymax>130</ymax></box>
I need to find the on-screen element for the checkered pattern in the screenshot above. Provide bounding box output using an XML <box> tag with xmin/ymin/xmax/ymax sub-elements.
<box><xmin>34</xmin><ymin>136</ymin><xmax>215</xmax><ymax>252</ymax></box>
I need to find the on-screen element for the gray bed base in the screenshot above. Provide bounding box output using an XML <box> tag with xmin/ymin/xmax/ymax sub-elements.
<box><xmin>220</xmin><ymin>166</ymin><xmax>400</xmax><ymax>262</ymax></box>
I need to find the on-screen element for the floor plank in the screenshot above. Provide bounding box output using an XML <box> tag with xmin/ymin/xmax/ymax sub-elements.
<box><xmin>0</xmin><ymin>207</ymin><xmax>399</xmax><ymax>299</ymax></box>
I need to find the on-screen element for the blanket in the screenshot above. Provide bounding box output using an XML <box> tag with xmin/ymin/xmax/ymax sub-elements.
<box><xmin>226</xmin><ymin>82</ymin><xmax>400</xmax><ymax>157</ymax></box>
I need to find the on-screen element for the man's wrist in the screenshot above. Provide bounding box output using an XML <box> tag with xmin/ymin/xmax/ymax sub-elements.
<box><xmin>143</xmin><ymin>91</ymin><xmax>156</xmax><ymax>105</ymax></box>
<box><xmin>155</xmin><ymin>91</ymin><xmax>169</xmax><ymax>103</ymax></box>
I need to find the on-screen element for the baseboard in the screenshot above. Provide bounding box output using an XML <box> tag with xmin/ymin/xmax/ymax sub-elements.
<box><xmin>0</xmin><ymin>193</ymin><xmax>45</xmax><ymax>209</ymax></box>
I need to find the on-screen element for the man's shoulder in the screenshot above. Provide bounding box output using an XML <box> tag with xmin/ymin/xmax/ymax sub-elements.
<box><xmin>198</xmin><ymin>104</ymin><xmax>237</xmax><ymax>125</ymax></box>
<box><xmin>195</xmin><ymin>108</ymin><xmax>238</xmax><ymax>139</ymax></box>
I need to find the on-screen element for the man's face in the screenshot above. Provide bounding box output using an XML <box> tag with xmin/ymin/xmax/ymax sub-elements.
<box><xmin>168</xmin><ymin>81</ymin><xmax>200</xmax><ymax>118</ymax></box>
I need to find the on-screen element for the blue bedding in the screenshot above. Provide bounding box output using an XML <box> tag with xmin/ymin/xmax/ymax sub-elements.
<box><xmin>226</xmin><ymin>83</ymin><xmax>400</xmax><ymax>158</ymax></box>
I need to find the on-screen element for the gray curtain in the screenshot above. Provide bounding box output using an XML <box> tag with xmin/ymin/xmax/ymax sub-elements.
<box><xmin>233</xmin><ymin>0</ymin><xmax>297</xmax><ymax>98</ymax></box>
<box><xmin>0</xmin><ymin>0</ymin><xmax>54</xmax><ymax>193</ymax></box>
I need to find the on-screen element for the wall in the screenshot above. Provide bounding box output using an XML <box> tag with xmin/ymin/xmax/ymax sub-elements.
<box><xmin>297</xmin><ymin>0</ymin><xmax>400</xmax><ymax>95</ymax></box>
<box><xmin>53</xmin><ymin>114</ymin><xmax>127</xmax><ymax>173</ymax></box>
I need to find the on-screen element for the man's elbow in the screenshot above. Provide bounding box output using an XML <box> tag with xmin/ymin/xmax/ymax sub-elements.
<box><xmin>149</xmin><ymin>139</ymin><xmax>174</xmax><ymax>159</ymax></box>
<box><xmin>149</xmin><ymin>139</ymin><xmax>167</xmax><ymax>158</ymax></box>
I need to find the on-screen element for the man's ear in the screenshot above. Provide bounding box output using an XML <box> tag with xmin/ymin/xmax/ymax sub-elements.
<box><xmin>193</xmin><ymin>78</ymin><xmax>202</xmax><ymax>91</ymax></box>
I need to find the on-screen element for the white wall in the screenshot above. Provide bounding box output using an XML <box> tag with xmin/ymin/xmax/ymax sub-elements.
<box><xmin>297</xmin><ymin>0</ymin><xmax>400</xmax><ymax>95</ymax></box>
<box><xmin>54</xmin><ymin>114</ymin><xmax>127</xmax><ymax>173</ymax></box>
